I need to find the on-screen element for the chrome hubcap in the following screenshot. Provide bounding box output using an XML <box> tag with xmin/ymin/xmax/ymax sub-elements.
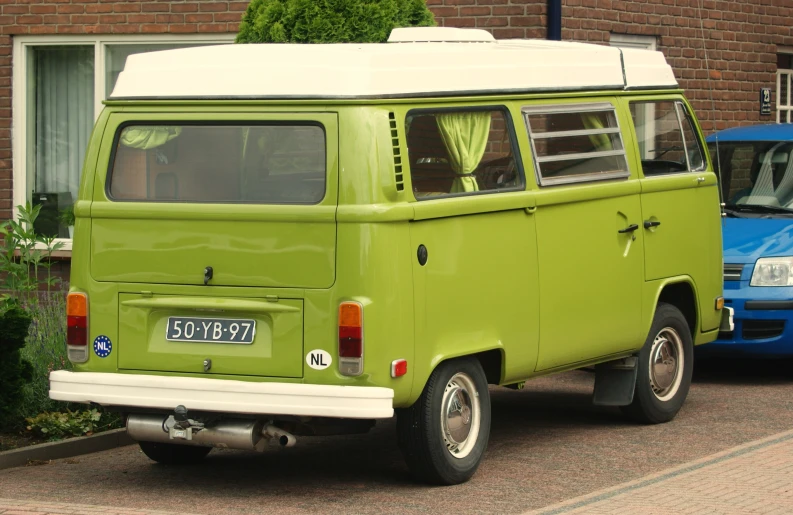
<box><xmin>649</xmin><ymin>327</ymin><xmax>684</xmax><ymax>401</ymax></box>
<box><xmin>441</xmin><ymin>372</ymin><xmax>480</xmax><ymax>459</ymax></box>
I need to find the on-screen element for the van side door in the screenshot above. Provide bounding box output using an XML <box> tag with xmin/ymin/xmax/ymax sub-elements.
<box><xmin>623</xmin><ymin>97</ymin><xmax>722</xmax><ymax>334</ymax></box>
<box><xmin>523</xmin><ymin>100</ymin><xmax>645</xmax><ymax>371</ymax></box>
<box><xmin>403</xmin><ymin>105</ymin><xmax>541</xmax><ymax>386</ymax></box>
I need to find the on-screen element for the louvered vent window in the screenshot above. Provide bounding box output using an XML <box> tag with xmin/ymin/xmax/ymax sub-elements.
<box><xmin>389</xmin><ymin>113</ymin><xmax>405</xmax><ymax>191</ymax></box>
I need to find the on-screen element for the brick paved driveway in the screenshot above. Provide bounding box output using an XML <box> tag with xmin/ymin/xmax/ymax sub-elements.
<box><xmin>0</xmin><ymin>358</ymin><xmax>791</xmax><ymax>515</ymax></box>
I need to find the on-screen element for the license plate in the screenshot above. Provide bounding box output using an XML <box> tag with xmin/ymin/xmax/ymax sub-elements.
<box><xmin>166</xmin><ymin>317</ymin><xmax>256</xmax><ymax>344</ymax></box>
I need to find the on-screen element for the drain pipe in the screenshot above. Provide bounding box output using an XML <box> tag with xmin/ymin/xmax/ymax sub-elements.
<box><xmin>547</xmin><ymin>0</ymin><xmax>562</xmax><ymax>41</ymax></box>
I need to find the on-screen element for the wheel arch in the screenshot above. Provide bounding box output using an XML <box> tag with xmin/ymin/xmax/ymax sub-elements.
<box><xmin>653</xmin><ymin>278</ymin><xmax>699</xmax><ymax>337</ymax></box>
<box><xmin>406</xmin><ymin>347</ymin><xmax>504</xmax><ymax>406</ymax></box>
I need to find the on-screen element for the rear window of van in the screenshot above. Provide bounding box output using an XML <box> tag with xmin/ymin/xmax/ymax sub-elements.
<box><xmin>107</xmin><ymin>124</ymin><xmax>326</xmax><ymax>204</ymax></box>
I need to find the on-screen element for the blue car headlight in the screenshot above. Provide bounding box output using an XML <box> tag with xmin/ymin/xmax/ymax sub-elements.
<box><xmin>750</xmin><ymin>257</ymin><xmax>793</xmax><ymax>286</ymax></box>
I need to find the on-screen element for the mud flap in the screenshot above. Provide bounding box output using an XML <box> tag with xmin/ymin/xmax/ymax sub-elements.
<box><xmin>592</xmin><ymin>356</ymin><xmax>638</xmax><ymax>406</ymax></box>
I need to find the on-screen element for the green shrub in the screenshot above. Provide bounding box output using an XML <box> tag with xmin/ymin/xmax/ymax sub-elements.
<box><xmin>0</xmin><ymin>203</ymin><xmax>65</xmax><ymax>297</ymax></box>
<box><xmin>20</xmin><ymin>294</ymin><xmax>71</xmax><ymax>418</ymax></box>
<box><xmin>0</xmin><ymin>299</ymin><xmax>34</xmax><ymax>431</ymax></box>
<box><xmin>0</xmin><ymin>204</ymin><xmax>68</xmax><ymax>430</ymax></box>
<box><xmin>236</xmin><ymin>0</ymin><xmax>435</xmax><ymax>44</ymax></box>
<box><xmin>25</xmin><ymin>409</ymin><xmax>122</xmax><ymax>441</ymax></box>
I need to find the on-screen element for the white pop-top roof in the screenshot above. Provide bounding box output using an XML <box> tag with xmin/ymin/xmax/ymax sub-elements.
<box><xmin>109</xmin><ymin>27</ymin><xmax>678</xmax><ymax>100</ymax></box>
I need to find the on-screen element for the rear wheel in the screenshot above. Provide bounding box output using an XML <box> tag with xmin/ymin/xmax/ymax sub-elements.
<box><xmin>138</xmin><ymin>441</ymin><xmax>212</xmax><ymax>465</ymax></box>
<box><xmin>396</xmin><ymin>357</ymin><xmax>491</xmax><ymax>485</ymax></box>
<box><xmin>621</xmin><ymin>302</ymin><xmax>693</xmax><ymax>424</ymax></box>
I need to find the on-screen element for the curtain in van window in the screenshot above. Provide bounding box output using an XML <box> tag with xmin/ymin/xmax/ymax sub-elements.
<box><xmin>121</xmin><ymin>127</ymin><xmax>182</xmax><ymax>150</ymax></box>
<box><xmin>582</xmin><ymin>114</ymin><xmax>612</xmax><ymax>151</ymax></box>
<box><xmin>435</xmin><ymin>112</ymin><xmax>491</xmax><ymax>193</ymax></box>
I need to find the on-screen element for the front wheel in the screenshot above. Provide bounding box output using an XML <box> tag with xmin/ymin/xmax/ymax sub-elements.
<box><xmin>138</xmin><ymin>441</ymin><xmax>212</xmax><ymax>465</ymax></box>
<box><xmin>621</xmin><ymin>302</ymin><xmax>694</xmax><ymax>424</ymax></box>
<box><xmin>396</xmin><ymin>357</ymin><xmax>491</xmax><ymax>485</ymax></box>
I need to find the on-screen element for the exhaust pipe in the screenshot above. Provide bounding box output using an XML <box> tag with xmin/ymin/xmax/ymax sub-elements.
<box><xmin>263</xmin><ymin>423</ymin><xmax>296</xmax><ymax>447</ymax></box>
<box><xmin>127</xmin><ymin>414</ymin><xmax>296</xmax><ymax>451</ymax></box>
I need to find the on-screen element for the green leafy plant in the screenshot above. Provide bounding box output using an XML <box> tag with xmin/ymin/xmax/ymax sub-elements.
<box><xmin>20</xmin><ymin>293</ymin><xmax>71</xmax><ymax>418</ymax></box>
<box><xmin>0</xmin><ymin>203</ymin><xmax>65</xmax><ymax>298</ymax></box>
<box><xmin>236</xmin><ymin>0</ymin><xmax>435</xmax><ymax>44</ymax></box>
<box><xmin>25</xmin><ymin>409</ymin><xmax>122</xmax><ymax>441</ymax></box>
<box><xmin>58</xmin><ymin>205</ymin><xmax>75</xmax><ymax>227</ymax></box>
<box><xmin>0</xmin><ymin>297</ymin><xmax>34</xmax><ymax>431</ymax></box>
<box><xmin>0</xmin><ymin>204</ymin><xmax>70</xmax><ymax>430</ymax></box>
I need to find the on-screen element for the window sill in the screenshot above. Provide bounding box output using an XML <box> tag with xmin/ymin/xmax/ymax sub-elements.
<box><xmin>13</xmin><ymin>240</ymin><xmax>73</xmax><ymax>260</ymax></box>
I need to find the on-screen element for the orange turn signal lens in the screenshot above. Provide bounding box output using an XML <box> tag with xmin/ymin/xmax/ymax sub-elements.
<box><xmin>67</xmin><ymin>292</ymin><xmax>88</xmax><ymax>317</ymax></box>
<box><xmin>339</xmin><ymin>301</ymin><xmax>362</xmax><ymax>327</ymax></box>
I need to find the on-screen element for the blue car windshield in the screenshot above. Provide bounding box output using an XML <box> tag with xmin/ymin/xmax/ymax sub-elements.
<box><xmin>710</xmin><ymin>140</ymin><xmax>793</xmax><ymax>212</ymax></box>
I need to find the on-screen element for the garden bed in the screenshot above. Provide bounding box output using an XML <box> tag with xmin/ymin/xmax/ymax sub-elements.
<box><xmin>0</xmin><ymin>431</ymin><xmax>49</xmax><ymax>452</ymax></box>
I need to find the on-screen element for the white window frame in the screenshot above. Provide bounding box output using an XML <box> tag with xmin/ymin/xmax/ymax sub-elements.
<box><xmin>609</xmin><ymin>33</ymin><xmax>657</xmax><ymax>52</ymax></box>
<box><xmin>777</xmin><ymin>67</ymin><xmax>792</xmax><ymax>123</ymax></box>
<box><xmin>11</xmin><ymin>34</ymin><xmax>235</xmax><ymax>249</ymax></box>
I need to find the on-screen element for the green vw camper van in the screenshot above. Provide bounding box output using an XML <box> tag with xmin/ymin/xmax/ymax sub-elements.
<box><xmin>50</xmin><ymin>27</ymin><xmax>724</xmax><ymax>485</ymax></box>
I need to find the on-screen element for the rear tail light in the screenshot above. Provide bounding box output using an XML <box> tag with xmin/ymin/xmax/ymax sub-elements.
<box><xmin>338</xmin><ymin>301</ymin><xmax>363</xmax><ymax>376</ymax></box>
<box><xmin>66</xmin><ymin>292</ymin><xmax>89</xmax><ymax>363</ymax></box>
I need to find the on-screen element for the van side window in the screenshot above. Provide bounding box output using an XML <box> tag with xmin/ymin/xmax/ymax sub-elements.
<box><xmin>107</xmin><ymin>124</ymin><xmax>326</xmax><ymax>204</ymax></box>
<box><xmin>523</xmin><ymin>104</ymin><xmax>630</xmax><ymax>186</ymax></box>
<box><xmin>405</xmin><ymin>108</ymin><xmax>522</xmax><ymax>199</ymax></box>
<box><xmin>629</xmin><ymin>101</ymin><xmax>707</xmax><ymax>176</ymax></box>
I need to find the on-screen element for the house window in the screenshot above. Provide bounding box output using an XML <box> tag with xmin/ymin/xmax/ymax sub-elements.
<box><xmin>609</xmin><ymin>33</ymin><xmax>657</xmax><ymax>52</ymax></box>
<box><xmin>13</xmin><ymin>35</ymin><xmax>234</xmax><ymax>244</ymax></box>
<box><xmin>777</xmin><ymin>54</ymin><xmax>793</xmax><ymax>123</ymax></box>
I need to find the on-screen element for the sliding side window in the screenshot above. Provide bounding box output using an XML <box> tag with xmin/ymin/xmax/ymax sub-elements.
<box><xmin>523</xmin><ymin>103</ymin><xmax>630</xmax><ymax>186</ymax></box>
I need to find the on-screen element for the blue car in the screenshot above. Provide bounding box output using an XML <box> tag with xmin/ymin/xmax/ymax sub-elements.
<box><xmin>704</xmin><ymin>123</ymin><xmax>793</xmax><ymax>357</ymax></box>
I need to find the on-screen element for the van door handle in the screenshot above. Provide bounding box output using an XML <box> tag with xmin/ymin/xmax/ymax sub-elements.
<box><xmin>618</xmin><ymin>224</ymin><xmax>639</xmax><ymax>234</ymax></box>
<box><xmin>644</xmin><ymin>220</ymin><xmax>661</xmax><ymax>229</ymax></box>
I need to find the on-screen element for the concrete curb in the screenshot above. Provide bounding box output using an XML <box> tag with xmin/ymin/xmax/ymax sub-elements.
<box><xmin>0</xmin><ymin>428</ymin><xmax>134</xmax><ymax>470</ymax></box>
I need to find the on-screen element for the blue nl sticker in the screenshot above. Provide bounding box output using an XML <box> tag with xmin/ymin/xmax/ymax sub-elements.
<box><xmin>93</xmin><ymin>335</ymin><xmax>112</xmax><ymax>358</ymax></box>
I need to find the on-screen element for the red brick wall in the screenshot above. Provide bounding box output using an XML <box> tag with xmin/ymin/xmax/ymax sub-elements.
<box><xmin>433</xmin><ymin>0</ymin><xmax>793</xmax><ymax>133</ymax></box>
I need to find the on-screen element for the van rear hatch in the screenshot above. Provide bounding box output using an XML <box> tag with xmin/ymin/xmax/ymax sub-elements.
<box><xmin>91</xmin><ymin>113</ymin><xmax>338</xmax><ymax>289</ymax></box>
<box><xmin>90</xmin><ymin>112</ymin><xmax>339</xmax><ymax>377</ymax></box>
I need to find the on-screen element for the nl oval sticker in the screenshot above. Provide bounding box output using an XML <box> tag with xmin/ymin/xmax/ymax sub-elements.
<box><xmin>306</xmin><ymin>349</ymin><xmax>332</xmax><ymax>370</ymax></box>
